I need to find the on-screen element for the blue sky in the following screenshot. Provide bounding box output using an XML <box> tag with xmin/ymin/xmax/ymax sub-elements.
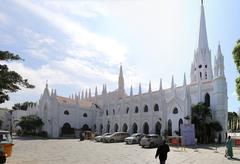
<box><xmin>0</xmin><ymin>0</ymin><xmax>239</xmax><ymax>113</ymax></box>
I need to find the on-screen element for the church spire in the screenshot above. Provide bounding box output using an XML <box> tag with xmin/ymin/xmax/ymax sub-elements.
<box><xmin>198</xmin><ymin>0</ymin><xmax>209</xmax><ymax>51</ymax></box>
<box><xmin>118</xmin><ymin>64</ymin><xmax>124</xmax><ymax>92</ymax></box>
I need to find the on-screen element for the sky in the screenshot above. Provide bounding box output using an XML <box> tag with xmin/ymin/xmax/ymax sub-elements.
<box><xmin>0</xmin><ymin>0</ymin><xmax>239</xmax><ymax>113</ymax></box>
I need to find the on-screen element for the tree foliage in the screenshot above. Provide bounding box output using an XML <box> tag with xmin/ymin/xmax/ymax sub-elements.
<box><xmin>0</xmin><ymin>51</ymin><xmax>35</xmax><ymax>103</ymax></box>
<box><xmin>228</xmin><ymin>111</ymin><xmax>240</xmax><ymax>131</ymax></box>
<box><xmin>12</xmin><ymin>101</ymin><xmax>36</xmax><ymax>111</ymax></box>
<box><xmin>233</xmin><ymin>40</ymin><xmax>240</xmax><ymax>100</ymax></box>
<box><xmin>17</xmin><ymin>115</ymin><xmax>44</xmax><ymax>133</ymax></box>
<box><xmin>191</xmin><ymin>102</ymin><xmax>222</xmax><ymax>144</ymax></box>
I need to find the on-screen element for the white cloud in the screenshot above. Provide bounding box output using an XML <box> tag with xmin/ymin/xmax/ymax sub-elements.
<box><xmin>15</xmin><ymin>0</ymin><xmax>126</xmax><ymax>65</ymax></box>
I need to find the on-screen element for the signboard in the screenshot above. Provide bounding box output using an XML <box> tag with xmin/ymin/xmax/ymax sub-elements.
<box><xmin>180</xmin><ymin>124</ymin><xmax>195</xmax><ymax>146</ymax></box>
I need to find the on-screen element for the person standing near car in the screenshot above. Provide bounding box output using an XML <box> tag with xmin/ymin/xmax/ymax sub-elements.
<box><xmin>155</xmin><ymin>140</ymin><xmax>170</xmax><ymax>164</ymax></box>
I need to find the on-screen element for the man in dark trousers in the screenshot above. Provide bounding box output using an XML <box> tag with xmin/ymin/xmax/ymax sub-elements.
<box><xmin>155</xmin><ymin>140</ymin><xmax>170</xmax><ymax>164</ymax></box>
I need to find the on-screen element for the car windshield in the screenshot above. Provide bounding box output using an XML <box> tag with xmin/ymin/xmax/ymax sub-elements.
<box><xmin>131</xmin><ymin>134</ymin><xmax>140</xmax><ymax>137</ymax></box>
<box><xmin>0</xmin><ymin>133</ymin><xmax>12</xmax><ymax>143</ymax></box>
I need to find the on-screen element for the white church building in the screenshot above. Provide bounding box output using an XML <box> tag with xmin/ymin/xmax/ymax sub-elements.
<box><xmin>13</xmin><ymin>2</ymin><xmax>228</xmax><ymax>139</ymax></box>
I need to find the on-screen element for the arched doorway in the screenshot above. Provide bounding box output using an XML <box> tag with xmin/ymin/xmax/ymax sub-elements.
<box><xmin>114</xmin><ymin>123</ymin><xmax>119</xmax><ymax>132</ymax></box>
<box><xmin>62</xmin><ymin>123</ymin><xmax>74</xmax><ymax>135</ymax></box>
<box><xmin>168</xmin><ymin>119</ymin><xmax>172</xmax><ymax>136</ymax></box>
<box><xmin>82</xmin><ymin>124</ymin><xmax>91</xmax><ymax>131</ymax></box>
<box><xmin>143</xmin><ymin>122</ymin><xmax>149</xmax><ymax>134</ymax></box>
<box><xmin>100</xmin><ymin>124</ymin><xmax>103</xmax><ymax>134</ymax></box>
<box><xmin>178</xmin><ymin>119</ymin><xmax>183</xmax><ymax>136</ymax></box>
<box><xmin>155</xmin><ymin>122</ymin><xmax>161</xmax><ymax>135</ymax></box>
<box><xmin>122</xmin><ymin>123</ymin><xmax>128</xmax><ymax>132</ymax></box>
<box><xmin>205</xmin><ymin>93</ymin><xmax>210</xmax><ymax>106</ymax></box>
<box><xmin>132</xmin><ymin>123</ymin><xmax>138</xmax><ymax>133</ymax></box>
<box><xmin>106</xmin><ymin>124</ymin><xmax>110</xmax><ymax>133</ymax></box>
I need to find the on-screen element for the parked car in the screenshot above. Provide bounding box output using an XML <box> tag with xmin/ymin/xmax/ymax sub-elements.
<box><xmin>103</xmin><ymin>132</ymin><xmax>129</xmax><ymax>143</ymax></box>
<box><xmin>125</xmin><ymin>133</ymin><xmax>144</xmax><ymax>144</ymax></box>
<box><xmin>95</xmin><ymin>133</ymin><xmax>111</xmax><ymax>142</ymax></box>
<box><xmin>139</xmin><ymin>134</ymin><xmax>162</xmax><ymax>148</ymax></box>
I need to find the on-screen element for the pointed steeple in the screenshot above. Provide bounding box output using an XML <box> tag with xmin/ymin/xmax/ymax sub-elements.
<box><xmin>217</xmin><ymin>42</ymin><xmax>222</xmax><ymax>58</ymax></box>
<box><xmin>81</xmin><ymin>91</ymin><xmax>84</xmax><ymax>99</ymax></box>
<box><xmin>130</xmin><ymin>85</ymin><xmax>133</xmax><ymax>96</ymax></box>
<box><xmin>105</xmin><ymin>84</ymin><xmax>107</xmax><ymax>93</ymax></box>
<box><xmin>139</xmin><ymin>83</ymin><xmax>142</xmax><ymax>95</ymax></box>
<box><xmin>89</xmin><ymin>88</ymin><xmax>91</xmax><ymax>98</ymax></box>
<box><xmin>95</xmin><ymin>86</ymin><xmax>98</xmax><ymax>97</ymax></box>
<box><xmin>159</xmin><ymin>78</ymin><xmax>162</xmax><ymax>91</ymax></box>
<box><xmin>118</xmin><ymin>65</ymin><xmax>124</xmax><ymax>91</ymax></box>
<box><xmin>183</xmin><ymin>73</ymin><xmax>186</xmax><ymax>86</ymax></box>
<box><xmin>198</xmin><ymin>0</ymin><xmax>209</xmax><ymax>51</ymax></box>
<box><xmin>171</xmin><ymin>75</ymin><xmax>175</xmax><ymax>89</ymax></box>
<box><xmin>148</xmin><ymin>81</ymin><xmax>152</xmax><ymax>93</ymax></box>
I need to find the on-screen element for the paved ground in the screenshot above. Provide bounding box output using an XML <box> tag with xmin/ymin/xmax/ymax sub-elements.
<box><xmin>6</xmin><ymin>137</ymin><xmax>240</xmax><ymax>164</ymax></box>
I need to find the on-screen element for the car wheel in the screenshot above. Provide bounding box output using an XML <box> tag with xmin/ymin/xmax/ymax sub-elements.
<box><xmin>150</xmin><ymin>142</ymin><xmax>154</xmax><ymax>148</ymax></box>
<box><xmin>0</xmin><ymin>156</ymin><xmax>6</xmax><ymax>164</ymax></box>
<box><xmin>110</xmin><ymin>139</ymin><xmax>114</xmax><ymax>143</ymax></box>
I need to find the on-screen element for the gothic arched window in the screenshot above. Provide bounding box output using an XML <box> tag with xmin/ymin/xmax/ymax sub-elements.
<box><xmin>173</xmin><ymin>108</ymin><xmax>178</xmax><ymax>114</ymax></box>
<box><xmin>154</xmin><ymin>104</ymin><xmax>159</xmax><ymax>111</ymax></box>
<box><xmin>64</xmin><ymin>110</ymin><xmax>69</xmax><ymax>115</ymax></box>
<box><xmin>83</xmin><ymin>113</ymin><xmax>87</xmax><ymax>117</ymax></box>
<box><xmin>144</xmin><ymin>105</ymin><xmax>148</xmax><ymax>112</ymax></box>
<box><xmin>205</xmin><ymin>93</ymin><xmax>210</xmax><ymax>106</ymax></box>
<box><xmin>106</xmin><ymin>110</ymin><xmax>109</xmax><ymax>116</ymax></box>
<box><xmin>126</xmin><ymin>107</ymin><xmax>129</xmax><ymax>114</ymax></box>
<box><xmin>135</xmin><ymin>106</ymin><xmax>139</xmax><ymax>113</ymax></box>
<box><xmin>200</xmin><ymin>72</ymin><xmax>202</xmax><ymax>80</ymax></box>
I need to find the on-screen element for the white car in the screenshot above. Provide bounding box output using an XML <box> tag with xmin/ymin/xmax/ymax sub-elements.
<box><xmin>139</xmin><ymin>134</ymin><xmax>162</xmax><ymax>148</ymax></box>
<box><xmin>95</xmin><ymin>133</ymin><xmax>111</xmax><ymax>142</ymax></box>
<box><xmin>125</xmin><ymin>133</ymin><xmax>144</xmax><ymax>144</ymax></box>
<box><xmin>103</xmin><ymin>132</ymin><xmax>129</xmax><ymax>143</ymax></box>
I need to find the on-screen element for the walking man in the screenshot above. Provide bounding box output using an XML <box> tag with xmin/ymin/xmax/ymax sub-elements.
<box><xmin>155</xmin><ymin>140</ymin><xmax>170</xmax><ymax>164</ymax></box>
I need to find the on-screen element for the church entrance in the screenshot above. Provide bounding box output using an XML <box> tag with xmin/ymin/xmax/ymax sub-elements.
<box><xmin>61</xmin><ymin>123</ymin><xmax>74</xmax><ymax>136</ymax></box>
<box><xmin>155</xmin><ymin>122</ymin><xmax>161</xmax><ymax>135</ymax></box>
<box><xmin>143</xmin><ymin>122</ymin><xmax>149</xmax><ymax>134</ymax></box>
<box><xmin>122</xmin><ymin>123</ymin><xmax>128</xmax><ymax>132</ymax></box>
<box><xmin>132</xmin><ymin>123</ymin><xmax>138</xmax><ymax>133</ymax></box>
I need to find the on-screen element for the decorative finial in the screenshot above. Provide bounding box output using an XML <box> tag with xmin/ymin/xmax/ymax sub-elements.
<box><xmin>201</xmin><ymin>0</ymin><xmax>203</xmax><ymax>5</ymax></box>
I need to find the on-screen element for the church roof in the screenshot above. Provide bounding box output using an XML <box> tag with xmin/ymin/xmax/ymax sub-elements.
<box><xmin>56</xmin><ymin>96</ymin><xmax>76</xmax><ymax>105</ymax></box>
<box><xmin>56</xmin><ymin>96</ymin><xmax>92</xmax><ymax>109</ymax></box>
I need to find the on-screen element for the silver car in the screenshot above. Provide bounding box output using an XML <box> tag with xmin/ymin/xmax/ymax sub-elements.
<box><xmin>95</xmin><ymin>133</ymin><xmax>111</xmax><ymax>142</ymax></box>
<box><xmin>125</xmin><ymin>133</ymin><xmax>144</xmax><ymax>144</ymax></box>
<box><xmin>139</xmin><ymin>134</ymin><xmax>162</xmax><ymax>148</ymax></box>
<box><xmin>103</xmin><ymin>132</ymin><xmax>129</xmax><ymax>143</ymax></box>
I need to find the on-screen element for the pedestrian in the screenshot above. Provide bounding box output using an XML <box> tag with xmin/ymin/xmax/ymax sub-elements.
<box><xmin>155</xmin><ymin>140</ymin><xmax>170</xmax><ymax>164</ymax></box>
<box><xmin>225</xmin><ymin>136</ymin><xmax>233</xmax><ymax>159</ymax></box>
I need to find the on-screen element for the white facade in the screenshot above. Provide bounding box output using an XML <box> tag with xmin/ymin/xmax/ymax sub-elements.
<box><xmin>13</xmin><ymin>2</ymin><xmax>228</xmax><ymax>140</ymax></box>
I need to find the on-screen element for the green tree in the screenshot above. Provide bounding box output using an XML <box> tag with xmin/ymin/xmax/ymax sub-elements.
<box><xmin>0</xmin><ymin>51</ymin><xmax>35</xmax><ymax>104</ymax></box>
<box><xmin>191</xmin><ymin>102</ymin><xmax>222</xmax><ymax>144</ymax></box>
<box><xmin>233</xmin><ymin>40</ymin><xmax>240</xmax><ymax>100</ymax></box>
<box><xmin>17</xmin><ymin>115</ymin><xmax>44</xmax><ymax>134</ymax></box>
<box><xmin>12</xmin><ymin>101</ymin><xmax>36</xmax><ymax>111</ymax></box>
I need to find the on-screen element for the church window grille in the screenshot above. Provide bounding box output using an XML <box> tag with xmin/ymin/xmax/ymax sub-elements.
<box><xmin>64</xmin><ymin>110</ymin><xmax>69</xmax><ymax>115</ymax></box>
<box><xmin>144</xmin><ymin>105</ymin><xmax>148</xmax><ymax>112</ymax></box>
<box><xmin>135</xmin><ymin>106</ymin><xmax>139</xmax><ymax>113</ymax></box>
<box><xmin>83</xmin><ymin>113</ymin><xmax>87</xmax><ymax>117</ymax></box>
<box><xmin>143</xmin><ymin>122</ymin><xmax>149</xmax><ymax>134</ymax></box>
<box><xmin>168</xmin><ymin>119</ymin><xmax>172</xmax><ymax>136</ymax></box>
<box><xmin>173</xmin><ymin>108</ymin><xmax>178</xmax><ymax>114</ymax></box>
<box><xmin>154</xmin><ymin>104</ymin><xmax>159</xmax><ymax>111</ymax></box>
<box><xmin>178</xmin><ymin>119</ymin><xmax>183</xmax><ymax>135</ymax></box>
